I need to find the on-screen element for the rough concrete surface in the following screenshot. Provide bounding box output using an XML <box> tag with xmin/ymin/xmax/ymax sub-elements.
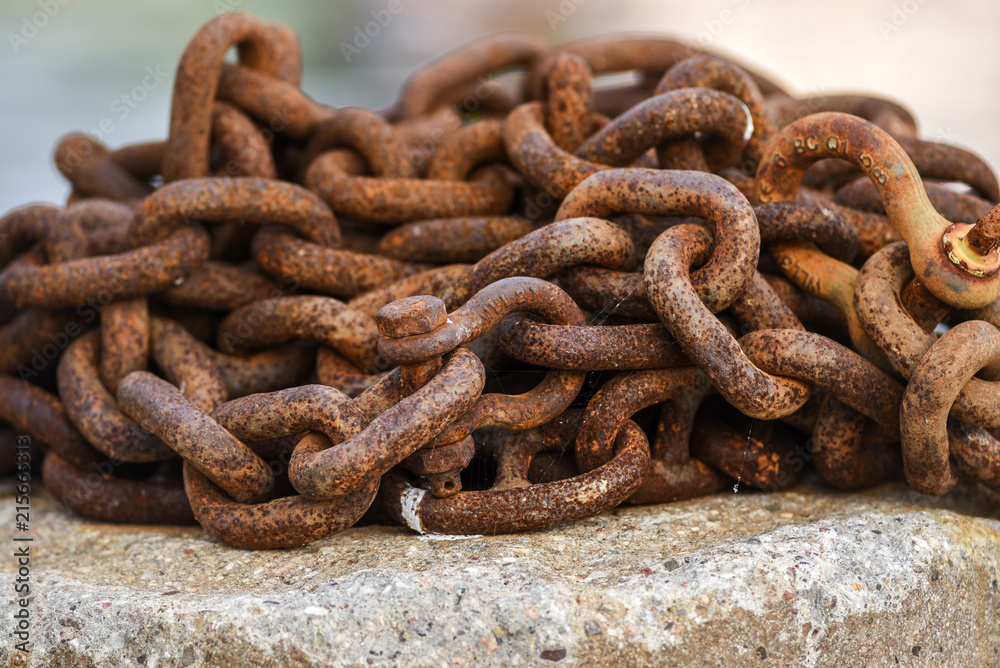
<box><xmin>1</xmin><ymin>475</ymin><xmax>998</xmax><ymax>667</ymax></box>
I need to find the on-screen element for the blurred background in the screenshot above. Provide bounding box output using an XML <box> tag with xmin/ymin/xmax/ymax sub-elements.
<box><xmin>2</xmin><ymin>0</ymin><xmax>998</xmax><ymax>212</ymax></box>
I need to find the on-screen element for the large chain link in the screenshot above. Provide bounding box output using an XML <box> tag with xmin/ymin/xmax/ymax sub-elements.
<box><xmin>3</xmin><ymin>13</ymin><xmax>999</xmax><ymax>548</ymax></box>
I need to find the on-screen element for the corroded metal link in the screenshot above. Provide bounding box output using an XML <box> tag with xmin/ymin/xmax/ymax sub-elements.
<box><xmin>401</xmin><ymin>434</ymin><xmax>475</xmax><ymax>498</ymax></box>
<box><xmin>212</xmin><ymin>384</ymin><xmax>368</xmax><ymax>449</ymax></box>
<box><xmin>762</xmin><ymin>274</ymin><xmax>850</xmax><ymax>339</ymax></box>
<box><xmin>210</xmin><ymin>101</ymin><xmax>278</xmax><ymax>178</ymax></box>
<box><xmin>344</xmin><ymin>365</ymin><xmax>412</xmax><ymax>424</ymax></box>
<box><xmin>504</xmin><ymin>91</ymin><xmax>750</xmax><ymax>200</ymax></box>
<box><xmin>217</xmin><ymin>295</ymin><xmax>384</xmax><ymax>373</ymax></box>
<box><xmin>376</xmin><ymin>217</ymin><xmax>534</xmax><ymax>264</ymax></box>
<box><xmin>438</xmin><ymin>76</ymin><xmax>519</xmax><ymax>118</ymax></box>
<box><xmin>44</xmin><ymin>453</ymin><xmax>196</xmax><ymax>525</ymax></box>
<box><xmin>499</xmin><ymin>315</ymin><xmax>687</xmax><ymax>370</ymax></box>
<box><xmin>543</xmin><ymin>53</ymin><xmax>595</xmax><ymax>153</ymax></box>
<box><xmin>1</xmin><ymin>309</ymin><xmax>77</xmax><ymax>375</ymax></box>
<box><xmin>0</xmin><ymin>375</ymin><xmax>104</xmax><ymax>471</ymax></box>
<box><xmin>288</xmin><ymin>348</ymin><xmax>486</xmax><ymax>500</ymax></box>
<box><xmin>1</xmin><ymin>253</ymin><xmax>59</xmax><ymax>327</ymax></box>
<box><xmin>738</xmin><ymin>329</ymin><xmax>903</xmax><ymax>430</ymax></box>
<box><xmin>216</xmin><ymin>62</ymin><xmax>335</xmax><ymax>142</ymax></box>
<box><xmin>348</xmin><ymin>265</ymin><xmax>473</xmax><ymax>318</ymax></box>
<box><xmin>756</xmin><ymin>112</ymin><xmax>1000</xmax><ymax>309</ymax></box>
<box><xmin>257</xmin><ymin>21</ymin><xmax>304</xmax><ymax>84</ymax></box>
<box><xmin>754</xmin><ymin>201</ymin><xmax>858</xmax><ymax>262</ymax></box>
<box><xmin>54</xmin><ymin>134</ymin><xmax>153</xmax><ymax>201</ymax></box>
<box><xmin>184</xmin><ymin>461</ymin><xmax>377</xmax><ymax>549</ymax></box>
<box><xmin>559</xmin><ymin>168</ymin><xmax>759</xmax><ymax>314</ymax></box>
<box><xmin>961</xmin><ymin>298</ymin><xmax>1000</xmax><ymax>346</ymax></box>
<box><xmin>109</xmin><ymin>140</ymin><xmax>166</xmax><ymax>180</ymax></box>
<box><xmin>252</xmin><ymin>227</ymin><xmax>425</xmax><ymax>299</ymax></box>
<box><xmin>315</xmin><ymin>348</ymin><xmax>389</xmax><ymax>397</ymax></box>
<box><xmin>381</xmin><ymin>417</ymin><xmax>649</xmax><ymax>535</ymax></box>
<box><xmin>688</xmin><ymin>414</ymin><xmax>803</xmax><ymax>492</ymax></box>
<box><xmin>948</xmin><ymin>421</ymin><xmax>1000</xmax><ymax>491</ymax></box>
<box><xmin>899</xmin><ymin>278</ymin><xmax>952</xmax><ymax>333</ymax></box>
<box><xmin>765</xmin><ymin>93</ymin><xmax>918</xmax><ymax>138</ymax></box>
<box><xmin>591</xmin><ymin>83</ymin><xmax>657</xmax><ymax>119</ymax></box>
<box><xmin>813</xmin><ymin>201</ymin><xmax>898</xmax><ymax>259</ymax></box>
<box><xmin>206</xmin><ymin>342</ymin><xmax>315</xmax><ymax>399</ymax></box>
<box><xmin>99</xmin><ymin>297</ymin><xmax>149</xmax><ymax>394</ymax></box>
<box><xmin>574</xmin><ymin>367</ymin><xmax>728</xmax><ymax>500</ymax></box>
<box><xmin>380</xmin><ymin>277</ymin><xmax>585</xmax><ymax>365</ymax></box>
<box><xmin>12</xmin><ymin>22</ymin><xmax>1000</xmax><ymax>539</ymax></box>
<box><xmin>2</xmin><ymin>225</ymin><xmax>209</xmax><ymax>310</ymax></box>
<box><xmin>524</xmin><ymin>36</ymin><xmax>786</xmax><ymax>100</ymax></box>
<box><xmin>379</xmin><ymin>279</ymin><xmax>586</xmax><ymax>443</ymax></box>
<box><xmin>304</xmin><ymin>152</ymin><xmax>513</xmax><ymax>225</ymax></box>
<box><xmin>854</xmin><ymin>242</ymin><xmax>942</xmax><ymax>379</ymax></box>
<box><xmin>769</xmin><ymin>242</ymin><xmax>891</xmax><ymax>369</ymax></box>
<box><xmin>63</xmin><ymin>199</ymin><xmax>136</xmax><ymax>255</ymax></box>
<box><xmin>0</xmin><ymin>204</ymin><xmax>90</xmax><ymax>267</ymax></box>
<box><xmin>441</xmin><ymin>216</ymin><xmax>635</xmax><ymax>308</ymax></box>
<box><xmin>603</xmin><ymin>211</ymin><xmax>678</xmax><ymax>259</ymax></box>
<box><xmin>645</xmin><ymin>224</ymin><xmax>810</xmax><ymax>419</ymax></box>
<box><xmin>655</xmin><ymin>135</ymin><xmax>710</xmax><ymax>172</ymax></box>
<box><xmin>894</xmin><ymin>136</ymin><xmax>1000</xmax><ymax>203</ymax></box>
<box><xmin>834</xmin><ymin>178</ymin><xmax>995</xmax><ymax>225</ymax></box>
<box><xmin>300</xmin><ymin>108</ymin><xmax>414</xmax><ymax>178</ymax></box>
<box><xmin>426</xmin><ymin>119</ymin><xmax>508</xmax><ymax>181</ymax></box>
<box><xmin>795</xmin><ymin>159</ymin><xmax>865</xmax><ymax>193</ymax></box>
<box><xmin>656</xmin><ymin>55</ymin><xmax>776</xmax><ymax>168</ymax></box>
<box><xmin>391</xmin><ymin>33</ymin><xmax>547</xmax><ymax>120</ymax></box>
<box><xmin>131</xmin><ymin>177</ymin><xmax>339</xmax><ymax>248</ymax></box>
<box><xmin>854</xmin><ymin>243</ymin><xmax>1000</xmax><ymax>429</ymax></box>
<box><xmin>158</xmin><ymin>261</ymin><xmax>282</xmax><ymax>311</ymax></box>
<box><xmin>149</xmin><ymin>316</ymin><xmax>228</xmax><ymax>413</ymax></box>
<box><xmin>900</xmin><ymin>321</ymin><xmax>1000</xmax><ymax>494</ymax></box>
<box><xmin>557</xmin><ymin>266</ymin><xmax>658</xmax><ymax>321</ymax></box>
<box><xmin>811</xmin><ymin>395</ymin><xmax>901</xmax><ymax>490</ymax></box>
<box><xmin>118</xmin><ymin>371</ymin><xmax>273</xmax><ymax>503</ymax></box>
<box><xmin>392</xmin><ymin>107</ymin><xmax>463</xmax><ymax>166</ymax></box>
<box><xmin>57</xmin><ymin>330</ymin><xmax>173</xmax><ymax>462</ymax></box>
<box><xmin>575</xmin><ymin>89</ymin><xmax>750</xmax><ymax>170</ymax></box>
<box><xmin>728</xmin><ymin>271</ymin><xmax>804</xmax><ymax>332</ymax></box>
<box><xmin>502</xmin><ymin>101</ymin><xmax>612</xmax><ymax>199</ymax></box>
<box><xmin>163</xmin><ymin>12</ymin><xmax>299</xmax><ymax>181</ymax></box>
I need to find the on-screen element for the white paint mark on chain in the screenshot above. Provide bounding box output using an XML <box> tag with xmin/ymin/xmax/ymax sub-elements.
<box><xmin>399</xmin><ymin>486</ymin><xmax>426</xmax><ymax>534</ymax></box>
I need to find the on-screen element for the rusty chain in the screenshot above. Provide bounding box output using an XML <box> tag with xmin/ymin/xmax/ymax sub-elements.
<box><xmin>2</xmin><ymin>13</ymin><xmax>999</xmax><ymax>548</ymax></box>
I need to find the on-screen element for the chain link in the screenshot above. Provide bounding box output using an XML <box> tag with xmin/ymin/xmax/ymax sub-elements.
<box><xmin>3</xmin><ymin>12</ymin><xmax>999</xmax><ymax>548</ymax></box>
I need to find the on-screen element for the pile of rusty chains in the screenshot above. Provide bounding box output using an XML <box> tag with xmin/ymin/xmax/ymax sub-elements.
<box><xmin>2</xmin><ymin>14</ymin><xmax>999</xmax><ymax>549</ymax></box>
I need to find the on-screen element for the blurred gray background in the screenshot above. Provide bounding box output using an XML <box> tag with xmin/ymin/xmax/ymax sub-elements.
<box><xmin>2</xmin><ymin>0</ymin><xmax>998</xmax><ymax>212</ymax></box>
